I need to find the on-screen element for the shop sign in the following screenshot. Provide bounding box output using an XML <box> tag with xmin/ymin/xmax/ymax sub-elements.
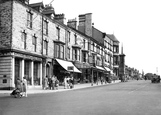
<box><xmin>67</xmin><ymin>66</ymin><xmax>74</xmax><ymax>71</ymax></box>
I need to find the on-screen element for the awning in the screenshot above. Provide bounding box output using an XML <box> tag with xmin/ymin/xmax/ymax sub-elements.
<box><xmin>96</xmin><ymin>66</ymin><xmax>106</xmax><ymax>71</ymax></box>
<box><xmin>104</xmin><ymin>67</ymin><xmax>110</xmax><ymax>72</ymax></box>
<box><xmin>56</xmin><ymin>59</ymin><xmax>81</xmax><ymax>73</ymax></box>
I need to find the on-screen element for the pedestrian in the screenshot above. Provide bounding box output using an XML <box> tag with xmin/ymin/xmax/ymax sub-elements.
<box><xmin>16</xmin><ymin>78</ymin><xmax>22</xmax><ymax>92</ymax></box>
<box><xmin>44</xmin><ymin>76</ymin><xmax>48</xmax><ymax>90</ymax></box>
<box><xmin>66</xmin><ymin>76</ymin><xmax>70</xmax><ymax>89</ymax></box>
<box><xmin>55</xmin><ymin>77</ymin><xmax>59</xmax><ymax>90</ymax></box>
<box><xmin>70</xmin><ymin>76</ymin><xmax>74</xmax><ymax>89</ymax></box>
<box><xmin>48</xmin><ymin>76</ymin><xmax>52</xmax><ymax>90</ymax></box>
<box><xmin>51</xmin><ymin>75</ymin><xmax>56</xmax><ymax>90</ymax></box>
<box><xmin>22</xmin><ymin>76</ymin><xmax>28</xmax><ymax>97</ymax></box>
<box><xmin>64</xmin><ymin>76</ymin><xmax>67</xmax><ymax>89</ymax></box>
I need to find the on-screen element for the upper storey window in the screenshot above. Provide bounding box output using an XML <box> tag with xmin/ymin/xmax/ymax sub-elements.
<box><xmin>27</xmin><ymin>10</ymin><xmax>33</xmax><ymax>29</ymax></box>
<box><xmin>56</xmin><ymin>27</ymin><xmax>60</xmax><ymax>40</ymax></box>
<box><xmin>21</xmin><ymin>30</ymin><xmax>27</xmax><ymax>49</ymax></box>
<box><xmin>43</xmin><ymin>19</ymin><xmax>48</xmax><ymax>35</ymax></box>
<box><xmin>67</xmin><ymin>31</ymin><xmax>70</xmax><ymax>43</ymax></box>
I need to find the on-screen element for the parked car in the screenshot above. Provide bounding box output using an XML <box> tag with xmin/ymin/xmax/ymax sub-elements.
<box><xmin>151</xmin><ymin>75</ymin><xmax>160</xmax><ymax>83</ymax></box>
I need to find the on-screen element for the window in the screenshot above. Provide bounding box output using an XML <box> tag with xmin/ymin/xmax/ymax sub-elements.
<box><xmin>91</xmin><ymin>42</ymin><xmax>94</xmax><ymax>51</ymax></box>
<box><xmin>44</xmin><ymin>40</ymin><xmax>48</xmax><ymax>55</ymax></box>
<box><xmin>55</xmin><ymin>44</ymin><xmax>59</xmax><ymax>58</ymax></box>
<box><xmin>32</xmin><ymin>35</ymin><xmax>37</xmax><ymax>52</ymax></box>
<box><xmin>82</xmin><ymin>52</ymin><xmax>87</xmax><ymax>62</ymax></box>
<box><xmin>34</xmin><ymin>62</ymin><xmax>40</xmax><ymax>85</ymax></box>
<box><xmin>54</xmin><ymin>44</ymin><xmax>64</xmax><ymax>59</ymax></box>
<box><xmin>24</xmin><ymin>60</ymin><xmax>31</xmax><ymax>85</ymax></box>
<box><xmin>43</xmin><ymin>20</ymin><xmax>48</xmax><ymax>35</ymax></box>
<box><xmin>60</xmin><ymin>45</ymin><xmax>64</xmax><ymax>59</ymax></box>
<box><xmin>73</xmin><ymin>49</ymin><xmax>77</xmax><ymax>60</ymax></box>
<box><xmin>92</xmin><ymin>55</ymin><xmax>95</xmax><ymax>66</ymax></box>
<box><xmin>74</xmin><ymin>34</ymin><xmax>77</xmax><ymax>44</ymax></box>
<box><xmin>67</xmin><ymin>48</ymin><xmax>70</xmax><ymax>59</ymax></box>
<box><xmin>73</xmin><ymin>49</ymin><xmax>80</xmax><ymax>61</ymax></box>
<box><xmin>83</xmin><ymin>39</ymin><xmax>85</xmax><ymax>49</ymax></box>
<box><xmin>27</xmin><ymin>11</ymin><xmax>33</xmax><ymax>28</ymax></box>
<box><xmin>21</xmin><ymin>31</ymin><xmax>27</xmax><ymax>49</ymax></box>
<box><xmin>97</xmin><ymin>46</ymin><xmax>100</xmax><ymax>54</ymax></box>
<box><xmin>56</xmin><ymin>27</ymin><xmax>60</xmax><ymax>40</ymax></box>
<box><xmin>67</xmin><ymin>31</ymin><xmax>70</xmax><ymax>43</ymax></box>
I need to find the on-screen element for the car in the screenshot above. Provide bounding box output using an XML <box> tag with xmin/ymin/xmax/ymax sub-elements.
<box><xmin>151</xmin><ymin>75</ymin><xmax>160</xmax><ymax>83</ymax></box>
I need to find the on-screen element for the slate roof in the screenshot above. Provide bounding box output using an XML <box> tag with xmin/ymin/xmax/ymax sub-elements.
<box><xmin>106</xmin><ymin>34</ymin><xmax>119</xmax><ymax>43</ymax></box>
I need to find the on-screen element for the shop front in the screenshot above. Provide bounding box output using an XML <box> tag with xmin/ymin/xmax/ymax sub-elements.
<box><xmin>53</xmin><ymin>59</ymin><xmax>81</xmax><ymax>84</ymax></box>
<box><xmin>0</xmin><ymin>51</ymin><xmax>43</xmax><ymax>89</ymax></box>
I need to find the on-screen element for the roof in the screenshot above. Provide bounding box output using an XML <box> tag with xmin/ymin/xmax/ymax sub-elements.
<box><xmin>29</xmin><ymin>2</ymin><xmax>44</xmax><ymax>8</ymax></box>
<box><xmin>106</xmin><ymin>34</ymin><xmax>119</xmax><ymax>43</ymax></box>
<box><xmin>68</xmin><ymin>26</ymin><xmax>103</xmax><ymax>46</ymax></box>
<box><xmin>42</xmin><ymin>9</ymin><xmax>55</xmax><ymax>15</ymax></box>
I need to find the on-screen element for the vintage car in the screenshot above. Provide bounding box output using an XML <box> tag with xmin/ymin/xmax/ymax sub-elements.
<box><xmin>151</xmin><ymin>75</ymin><xmax>160</xmax><ymax>83</ymax></box>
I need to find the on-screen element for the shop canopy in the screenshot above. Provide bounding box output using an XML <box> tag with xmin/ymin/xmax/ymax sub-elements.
<box><xmin>104</xmin><ymin>67</ymin><xmax>110</xmax><ymax>72</ymax></box>
<box><xmin>56</xmin><ymin>59</ymin><xmax>81</xmax><ymax>73</ymax></box>
<box><xmin>96</xmin><ymin>66</ymin><xmax>106</xmax><ymax>71</ymax></box>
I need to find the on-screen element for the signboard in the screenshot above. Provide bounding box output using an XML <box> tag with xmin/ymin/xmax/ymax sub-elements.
<box><xmin>67</xmin><ymin>66</ymin><xmax>74</xmax><ymax>71</ymax></box>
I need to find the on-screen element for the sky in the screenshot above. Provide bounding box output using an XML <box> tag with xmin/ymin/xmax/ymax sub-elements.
<box><xmin>30</xmin><ymin>0</ymin><xmax>161</xmax><ymax>74</ymax></box>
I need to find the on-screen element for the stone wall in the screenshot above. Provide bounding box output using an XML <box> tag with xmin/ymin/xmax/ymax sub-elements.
<box><xmin>0</xmin><ymin>1</ymin><xmax>12</xmax><ymax>49</ymax></box>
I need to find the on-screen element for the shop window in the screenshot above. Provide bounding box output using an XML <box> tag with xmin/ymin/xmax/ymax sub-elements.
<box><xmin>15</xmin><ymin>58</ymin><xmax>20</xmax><ymax>84</ymax></box>
<box><xmin>34</xmin><ymin>62</ymin><xmax>40</xmax><ymax>85</ymax></box>
<box><xmin>25</xmin><ymin>60</ymin><xmax>31</xmax><ymax>85</ymax></box>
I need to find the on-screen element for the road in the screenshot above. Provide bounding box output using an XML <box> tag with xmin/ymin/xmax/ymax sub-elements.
<box><xmin>0</xmin><ymin>80</ymin><xmax>161</xmax><ymax>115</ymax></box>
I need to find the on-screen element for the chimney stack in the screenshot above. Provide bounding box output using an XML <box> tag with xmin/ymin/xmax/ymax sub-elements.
<box><xmin>54</xmin><ymin>13</ymin><xmax>65</xmax><ymax>24</ymax></box>
<box><xmin>67</xmin><ymin>18</ymin><xmax>77</xmax><ymax>29</ymax></box>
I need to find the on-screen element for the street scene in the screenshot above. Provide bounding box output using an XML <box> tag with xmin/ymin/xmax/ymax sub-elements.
<box><xmin>0</xmin><ymin>0</ymin><xmax>161</xmax><ymax>115</ymax></box>
<box><xmin>1</xmin><ymin>80</ymin><xmax>161</xmax><ymax>115</ymax></box>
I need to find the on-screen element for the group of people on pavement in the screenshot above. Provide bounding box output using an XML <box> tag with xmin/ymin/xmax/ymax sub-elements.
<box><xmin>63</xmin><ymin>76</ymin><xmax>74</xmax><ymax>89</ymax></box>
<box><xmin>43</xmin><ymin>75</ymin><xmax>59</xmax><ymax>90</ymax></box>
<box><xmin>15</xmin><ymin>77</ymin><xmax>28</xmax><ymax>97</ymax></box>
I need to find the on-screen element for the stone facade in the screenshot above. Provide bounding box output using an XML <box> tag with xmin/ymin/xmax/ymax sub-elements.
<box><xmin>0</xmin><ymin>1</ymin><xmax>12</xmax><ymax>49</ymax></box>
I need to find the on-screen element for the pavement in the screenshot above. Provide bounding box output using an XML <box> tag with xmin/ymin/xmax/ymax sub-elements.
<box><xmin>0</xmin><ymin>80</ymin><xmax>121</xmax><ymax>95</ymax></box>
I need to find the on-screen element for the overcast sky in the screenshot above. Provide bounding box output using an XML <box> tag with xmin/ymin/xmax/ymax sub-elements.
<box><xmin>30</xmin><ymin>0</ymin><xmax>161</xmax><ymax>74</ymax></box>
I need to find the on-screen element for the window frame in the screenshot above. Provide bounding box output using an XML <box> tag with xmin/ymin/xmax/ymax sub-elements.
<box><xmin>21</xmin><ymin>31</ymin><xmax>27</xmax><ymax>49</ymax></box>
<box><xmin>32</xmin><ymin>35</ymin><xmax>37</xmax><ymax>52</ymax></box>
<box><xmin>27</xmin><ymin>10</ymin><xmax>33</xmax><ymax>29</ymax></box>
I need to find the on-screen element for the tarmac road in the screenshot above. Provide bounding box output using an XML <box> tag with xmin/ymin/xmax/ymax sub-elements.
<box><xmin>0</xmin><ymin>80</ymin><xmax>161</xmax><ymax>115</ymax></box>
